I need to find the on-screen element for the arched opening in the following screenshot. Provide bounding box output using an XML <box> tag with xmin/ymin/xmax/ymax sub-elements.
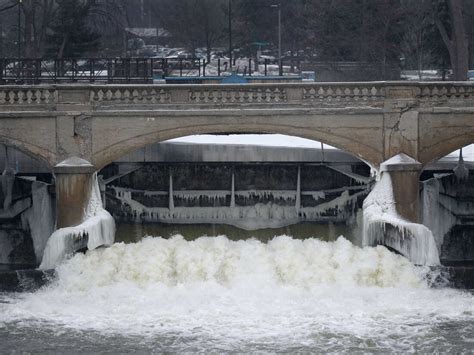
<box><xmin>0</xmin><ymin>136</ymin><xmax>56</xmax><ymax>170</ymax></box>
<box><xmin>97</xmin><ymin>133</ymin><xmax>373</xmax><ymax>246</ymax></box>
<box><xmin>0</xmin><ymin>144</ymin><xmax>55</xmax><ymax>270</ymax></box>
<box><xmin>91</xmin><ymin>121</ymin><xmax>382</xmax><ymax>171</ymax></box>
<box><xmin>420</xmin><ymin>144</ymin><xmax>474</xmax><ymax>266</ymax></box>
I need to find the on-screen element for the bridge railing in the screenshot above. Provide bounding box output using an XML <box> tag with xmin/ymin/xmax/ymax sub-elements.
<box><xmin>0</xmin><ymin>82</ymin><xmax>472</xmax><ymax>108</ymax></box>
<box><xmin>0</xmin><ymin>58</ymin><xmax>157</xmax><ymax>84</ymax></box>
<box><xmin>0</xmin><ymin>56</ymin><xmax>312</xmax><ymax>85</ymax></box>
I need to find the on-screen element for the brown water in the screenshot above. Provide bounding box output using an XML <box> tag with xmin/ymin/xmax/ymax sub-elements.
<box><xmin>115</xmin><ymin>222</ymin><xmax>358</xmax><ymax>244</ymax></box>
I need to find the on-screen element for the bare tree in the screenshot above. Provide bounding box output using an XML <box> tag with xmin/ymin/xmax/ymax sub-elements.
<box><xmin>152</xmin><ymin>0</ymin><xmax>225</xmax><ymax>58</ymax></box>
<box><xmin>433</xmin><ymin>0</ymin><xmax>469</xmax><ymax>80</ymax></box>
<box><xmin>21</xmin><ymin>0</ymin><xmax>55</xmax><ymax>57</ymax></box>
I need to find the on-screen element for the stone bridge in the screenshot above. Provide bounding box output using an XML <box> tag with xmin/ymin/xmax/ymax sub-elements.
<box><xmin>1</xmin><ymin>81</ymin><xmax>473</xmax><ymax>229</ymax></box>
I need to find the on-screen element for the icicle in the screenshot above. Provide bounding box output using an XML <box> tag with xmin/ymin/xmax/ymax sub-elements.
<box><xmin>295</xmin><ymin>166</ymin><xmax>301</xmax><ymax>211</ymax></box>
<box><xmin>420</xmin><ymin>176</ymin><xmax>457</xmax><ymax>251</ymax></box>
<box><xmin>235</xmin><ymin>190</ymin><xmax>296</xmax><ymax>201</ymax></box>
<box><xmin>453</xmin><ymin>148</ymin><xmax>469</xmax><ymax>181</ymax></box>
<box><xmin>307</xmin><ymin>191</ymin><xmax>326</xmax><ymax>200</ymax></box>
<box><xmin>169</xmin><ymin>170</ymin><xmax>174</xmax><ymax>210</ymax></box>
<box><xmin>230</xmin><ymin>171</ymin><xmax>235</xmax><ymax>208</ymax></box>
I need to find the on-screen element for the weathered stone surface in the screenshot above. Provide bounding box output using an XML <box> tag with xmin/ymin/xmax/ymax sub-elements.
<box><xmin>54</xmin><ymin>171</ymin><xmax>92</xmax><ymax>228</ymax></box>
<box><xmin>0</xmin><ymin>82</ymin><xmax>471</xmax><ymax>170</ymax></box>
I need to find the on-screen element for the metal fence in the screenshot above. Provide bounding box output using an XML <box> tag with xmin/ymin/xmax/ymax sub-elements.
<box><xmin>0</xmin><ymin>58</ymin><xmax>155</xmax><ymax>84</ymax></box>
<box><xmin>0</xmin><ymin>57</ymin><xmax>290</xmax><ymax>84</ymax></box>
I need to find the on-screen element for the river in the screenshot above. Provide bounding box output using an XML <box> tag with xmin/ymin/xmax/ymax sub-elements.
<box><xmin>0</xmin><ymin>233</ymin><xmax>473</xmax><ymax>352</ymax></box>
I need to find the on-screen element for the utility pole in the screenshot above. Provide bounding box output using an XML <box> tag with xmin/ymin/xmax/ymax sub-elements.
<box><xmin>17</xmin><ymin>0</ymin><xmax>22</xmax><ymax>58</ymax></box>
<box><xmin>0</xmin><ymin>20</ymin><xmax>3</xmax><ymax>57</ymax></box>
<box><xmin>270</xmin><ymin>4</ymin><xmax>282</xmax><ymax>76</ymax></box>
<box><xmin>277</xmin><ymin>5</ymin><xmax>281</xmax><ymax>76</ymax></box>
<box><xmin>228</xmin><ymin>0</ymin><xmax>232</xmax><ymax>69</ymax></box>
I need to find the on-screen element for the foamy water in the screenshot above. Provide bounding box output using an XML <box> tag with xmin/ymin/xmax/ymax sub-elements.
<box><xmin>1</xmin><ymin>235</ymin><xmax>473</xmax><ymax>352</ymax></box>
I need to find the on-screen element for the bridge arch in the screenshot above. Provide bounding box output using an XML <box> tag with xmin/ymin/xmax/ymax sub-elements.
<box><xmin>0</xmin><ymin>136</ymin><xmax>56</xmax><ymax>169</ymax></box>
<box><xmin>92</xmin><ymin>121</ymin><xmax>382</xmax><ymax>170</ymax></box>
<box><xmin>420</xmin><ymin>133</ymin><xmax>474</xmax><ymax>168</ymax></box>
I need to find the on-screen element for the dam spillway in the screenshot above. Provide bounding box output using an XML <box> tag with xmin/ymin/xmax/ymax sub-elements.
<box><xmin>1</xmin><ymin>139</ymin><xmax>473</xmax><ymax>269</ymax></box>
<box><xmin>0</xmin><ymin>138</ymin><xmax>474</xmax><ymax>352</ymax></box>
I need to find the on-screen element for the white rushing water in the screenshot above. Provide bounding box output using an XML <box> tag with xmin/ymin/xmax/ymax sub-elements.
<box><xmin>1</xmin><ymin>235</ymin><xmax>473</xmax><ymax>352</ymax></box>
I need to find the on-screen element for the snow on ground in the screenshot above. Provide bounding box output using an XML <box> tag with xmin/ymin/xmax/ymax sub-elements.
<box><xmin>166</xmin><ymin>134</ymin><xmax>474</xmax><ymax>162</ymax></box>
<box><xmin>166</xmin><ymin>134</ymin><xmax>333</xmax><ymax>149</ymax></box>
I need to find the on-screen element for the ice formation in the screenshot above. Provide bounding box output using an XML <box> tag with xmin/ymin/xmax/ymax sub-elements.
<box><xmin>111</xmin><ymin>185</ymin><xmax>365</xmax><ymax>229</ymax></box>
<box><xmin>21</xmin><ymin>181</ymin><xmax>55</xmax><ymax>263</ymax></box>
<box><xmin>1</xmin><ymin>167</ymin><xmax>15</xmax><ymax>210</ymax></box>
<box><xmin>363</xmin><ymin>172</ymin><xmax>439</xmax><ymax>265</ymax></box>
<box><xmin>453</xmin><ymin>148</ymin><xmax>469</xmax><ymax>181</ymax></box>
<box><xmin>421</xmin><ymin>177</ymin><xmax>458</xmax><ymax>251</ymax></box>
<box><xmin>40</xmin><ymin>173</ymin><xmax>115</xmax><ymax>270</ymax></box>
<box><xmin>235</xmin><ymin>190</ymin><xmax>297</xmax><ymax>202</ymax></box>
<box><xmin>327</xmin><ymin>165</ymin><xmax>372</xmax><ymax>184</ymax></box>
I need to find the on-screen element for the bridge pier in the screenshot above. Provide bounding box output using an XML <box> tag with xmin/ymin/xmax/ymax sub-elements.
<box><xmin>53</xmin><ymin>158</ymin><xmax>96</xmax><ymax>229</ymax></box>
<box><xmin>380</xmin><ymin>154</ymin><xmax>422</xmax><ymax>223</ymax></box>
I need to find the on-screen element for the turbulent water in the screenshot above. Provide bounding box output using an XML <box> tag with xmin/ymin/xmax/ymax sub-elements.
<box><xmin>1</xmin><ymin>235</ymin><xmax>473</xmax><ymax>352</ymax></box>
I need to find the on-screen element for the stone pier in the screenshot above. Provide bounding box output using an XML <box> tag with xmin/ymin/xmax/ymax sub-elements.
<box><xmin>54</xmin><ymin>158</ymin><xmax>96</xmax><ymax>229</ymax></box>
<box><xmin>380</xmin><ymin>154</ymin><xmax>422</xmax><ymax>223</ymax></box>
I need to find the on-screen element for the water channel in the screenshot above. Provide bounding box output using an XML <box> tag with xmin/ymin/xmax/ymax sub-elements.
<box><xmin>1</xmin><ymin>223</ymin><xmax>473</xmax><ymax>352</ymax></box>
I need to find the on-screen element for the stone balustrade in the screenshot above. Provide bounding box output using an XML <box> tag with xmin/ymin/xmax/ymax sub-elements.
<box><xmin>0</xmin><ymin>82</ymin><xmax>472</xmax><ymax>109</ymax></box>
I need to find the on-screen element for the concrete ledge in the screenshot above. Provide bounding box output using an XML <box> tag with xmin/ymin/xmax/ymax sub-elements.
<box><xmin>380</xmin><ymin>153</ymin><xmax>422</xmax><ymax>172</ymax></box>
<box><xmin>54</xmin><ymin>157</ymin><xmax>96</xmax><ymax>174</ymax></box>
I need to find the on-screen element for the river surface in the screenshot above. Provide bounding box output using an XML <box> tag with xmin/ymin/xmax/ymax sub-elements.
<box><xmin>0</xmin><ymin>232</ymin><xmax>473</xmax><ymax>353</ymax></box>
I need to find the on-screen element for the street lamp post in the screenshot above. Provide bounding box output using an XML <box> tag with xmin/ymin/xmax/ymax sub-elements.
<box><xmin>270</xmin><ymin>4</ymin><xmax>282</xmax><ymax>76</ymax></box>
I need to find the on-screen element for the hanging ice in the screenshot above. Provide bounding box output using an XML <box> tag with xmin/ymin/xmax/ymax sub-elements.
<box><xmin>40</xmin><ymin>173</ymin><xmax>115</xmax><ymax>270</ymax></box>
<box><xmin>1</xmin><ymin>167</ymin><xmax>15</xmax><ymax>210</ymax></box>
<box><xmin>110</xmin><ymin>183</ymin><xmax>367</xmax><ymax>230</ymax></box>
<box><xmin>363</xmin><ymin>170</ymin><xmax>439</xmax><ymax>266</ymax></box>
<box><xmin>21</xmin><ymin>181</ymin><xmax>55</xmax><ymax>263</ymax></box>
<box><xmin>453</xmin><ymin>148</ymin><xmax>469</xmax><ymax>181</ymax></box>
